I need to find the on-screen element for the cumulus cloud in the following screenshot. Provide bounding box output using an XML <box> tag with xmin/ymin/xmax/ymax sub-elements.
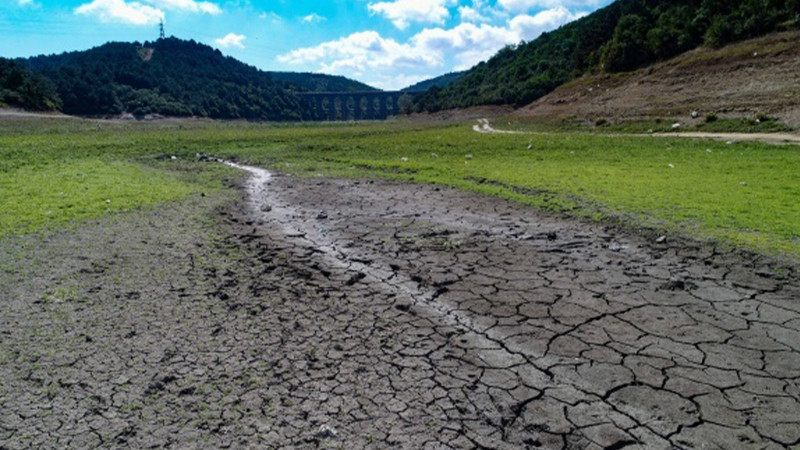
<box><xmin>301</xmin><ymin>13</ymin><xmax>326</xmax><ymax>23</ymax></box>
<box><xmin>278</xmin><ymin>6</ymin><xmax>584</xmax><ymax>88</ymax></box>
<box><xmin>145</xmin><ymin>0</ymin><xmax>221</xmax><ymax>15</ymax></box>
<box><xmin>75</xmin><ymin>0</ymin><xmax>164</xmax><ymax>25</ymax></box>
<box><xmin>410</xmin><ymin>6</ymin><xmax>584</xmax><ymax>69</ymax></box>
<box><xmin>215</xmin><ymin>33</ymin><xmax>246</xmax><ymax>49</ymax></box>
<box><xmin>75</xmin><ymin>0</ymin><xmax>221</xmax><ymax>25</ymax></box>
<box><xmin>458</xmin><ymin>6</ymin><xmax>488</xmax><ymax>23</ymax></box>
<box><xmin>367</xmin><ymin>0</ymin><xmax>455</xmax><ymax>30</ymax></box>
<box><xmin>498</xmin><ymin>0</ymin><xmax>604</xmax><ymax>13</ymax></box>
<box><xmin>278</xmin><ymin>30</ymin><xmax>439</xmax><ymax>78</ymax></box>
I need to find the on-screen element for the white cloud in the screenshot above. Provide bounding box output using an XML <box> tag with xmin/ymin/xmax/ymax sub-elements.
<box><xmin>278</xmin><ymin>30</ymin><xmax>439</xmax><ymax>79</ymax></box>
<box><xmin>509</xmin><ymin>6</ymin><xmax>586</xmax><ymax>40</ymax></box>
<box><xmin>367</xmin><ymin>0</ymin><xmax>455</xmax><ymax>30</ymax></box>
<box><xmin>75</xmin><ymin>0</ymin><xmax>221</xmax><ymax>25</ymax></box>
<box><xmin>458</xmin><ymin>6</ymin><xmax>488</xmax><ymax>23</ymax></box>
<box><xmin>278</xmin><ymin>7</ymin><xmax>584</xmax><ymax>89</ymax></box>
<box><xmin>410</xmin><ymin>7</ymin><xmax>584</xmax><ymax>69</ymax></box>
<box><xmin>498</xmin><ymin>0</ymin><xmax>603</xmax><ymax>13</ymax></box>
<box><xmin>215</xmin><ymin>33</ymin><xmax>246</xmax><ymax>49</ymax></box>
<box><xmin>145</xmin><ymin>0</ymin><xmax>221</xmax><ymax>15</ymax></box>
<box><xmin>17</xmin><ymin>0</ymin><xmax>35</xmax><ymax>6</ymax></box>
<box><xmin>75</xmin><ymin>0</ymin><xmax>164</xmax><ymax>26</ymax></box>
<box><xmin>259</xmin><ymin>11</ymin><xmax>282</xmax><ymax>23</ymax></box>
<box><xmin>301</xmin><ymin>13</ymin><xmax>326</xmax><ymax>23</ymax></box>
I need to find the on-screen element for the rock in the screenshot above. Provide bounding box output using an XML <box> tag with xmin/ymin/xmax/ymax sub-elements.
<box><xmin>656</xmin><ymin>235</ymin><xmax>667</xmax><ymax>243</ymax></box>
<box><xmin>315</xmin><ymin>425</ymin><xmax>337</xmax><ymax>439</ymax></box>
<box><xmin>691</xmin><ymin>111</ymin><xmax>699</xmax><ymax>119</ymax></box>
<box><xmin>608</xmin><ymin>242</ymin><xmax>628</xmax><ymax>252</ymax></box>
<box><xmin>660</xmin><ymin>279</ymin><xmax>697</xmax><ymax>291</ymax></box>
<box><xmin>260</xmin><ymin>204</ymin><xmax>272</xmax><ymax>212</ymax></box>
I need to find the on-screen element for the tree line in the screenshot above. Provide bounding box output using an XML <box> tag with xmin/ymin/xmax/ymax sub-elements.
<box><xmin>0</xmin><ymin>58</ymin><xmax>61</xmax><ymax>111</ymax></box>
<box><xmin>8</xmin><ymin>38</ymin><xmax>373</xmax><ymax>120</ymax></box>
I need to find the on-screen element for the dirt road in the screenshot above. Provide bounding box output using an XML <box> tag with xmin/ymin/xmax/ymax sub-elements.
<box><xmin>474</xmin><ymin>118</ymin><xmax>800</xmax><ymax>145</ymax></box>
<box><xmin>1</xmin><ymin>165</ymin><xmax>799</xmax><ymax>449</ymax></box>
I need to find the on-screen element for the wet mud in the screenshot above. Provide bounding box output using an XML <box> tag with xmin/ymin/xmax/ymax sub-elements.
<box><xmin>1</xmin><ymin>167</ymin><xmax>799</xmax><ymax>449</ymax></box>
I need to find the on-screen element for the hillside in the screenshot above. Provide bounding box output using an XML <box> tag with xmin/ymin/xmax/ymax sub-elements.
<box><xmin>20</xmin><ymin>38</ymin><xmax>373</xmax><ymax>120</ymax></box>
<box><xmin>0</xmin><ymin>58</ymin><xmax>61</xmax><ymax>111</ymax></box>
<box><xmin>402</xmin><ymin>71</ymin><xmax>465</xmax><ymax>93</ymax></box>
<box><xmin>415</xmin><ymin>0</ymin><xmax>800</xmax><ymax>113</ymax></box>
<box><xmin>518</xmin><ymin>31</ymin><xmax>800</xmax><ymax>128</ymax></box>
<box><xmin>267</xmin><ymin>72</ymin><xmax>376</xmax><ymax>93</ymax></box>
<box><xmin>22</xmin><ymin>38</ymin><xmax>299</xmax><ymax>120</ymax></box>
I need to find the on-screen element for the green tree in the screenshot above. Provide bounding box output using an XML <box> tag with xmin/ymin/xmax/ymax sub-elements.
<box><xmin>601</xmin><ymin>14</ymin><xmax>652</xmax><ymax>72</ymax></box>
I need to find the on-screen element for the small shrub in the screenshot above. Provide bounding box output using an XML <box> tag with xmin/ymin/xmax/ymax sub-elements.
<box><xmin>595</xmin><ymin>118</ymin><xmax>608</xmax><ymax>127</ymax></box>
<box><xmin>704</xmin><ymin>113</ymin><xmax>719</xmax><ymax>123</ymax></box>
<box><xmin>754</xmin><ymin>111</ymin><xmax>771</xmax><ymax>122</ymax></box>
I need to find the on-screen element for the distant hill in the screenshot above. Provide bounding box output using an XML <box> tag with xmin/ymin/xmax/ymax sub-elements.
<box><xmin>0</xmin><ymin>58</ymin><xmax>61</xmax><ymax>111</ymax></box>
<box><xmin>415</xmin><ymin>0</ymin><xmax>800</xmax><ymax>113</ymax></box>
<box><xmin>402</xmin><ymin>72</ymin><xmax>465</xmax><ymax>92</ymax></box>
<box><xmin>20</xmin><ymin>38</ymin><xmax>373</xmax><ymax>120</ymax></box>
<box><xmin>267</xmin><ymin>72</ymin><xmax>376</xmax><ymax>93</ymax></box>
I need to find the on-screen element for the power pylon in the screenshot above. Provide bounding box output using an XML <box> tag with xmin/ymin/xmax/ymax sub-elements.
<box><xmin>159</xmin><ymin>20</ymin><xmax>165</xmax><ymax>39</ymax></box>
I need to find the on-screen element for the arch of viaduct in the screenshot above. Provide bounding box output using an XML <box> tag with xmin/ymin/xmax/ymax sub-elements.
<box><xmin>296</xmin><ymin>91</ymin><xmax>421</xmax><ymax>121</ymax></box>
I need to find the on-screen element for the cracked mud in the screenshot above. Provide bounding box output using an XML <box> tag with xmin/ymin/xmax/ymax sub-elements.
<box><xmin>1</xmin><ymin>165</ymin><xmax>799</xmax><ymax>449</ymax></box>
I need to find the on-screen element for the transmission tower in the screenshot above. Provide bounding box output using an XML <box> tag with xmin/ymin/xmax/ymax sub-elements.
<box><xmin>159</xmin><ymin>20</ymin><xmax>165</xmax><ymax>39</ymax></box>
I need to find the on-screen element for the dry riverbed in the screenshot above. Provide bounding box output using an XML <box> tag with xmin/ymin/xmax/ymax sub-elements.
<box><xmin>1</xmin><ymin>166</ymin><xmax>799</xmax><ymax>449</ymax></box>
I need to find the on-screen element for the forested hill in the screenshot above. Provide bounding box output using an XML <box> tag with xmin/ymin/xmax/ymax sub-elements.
<box><xmin>401</xmin><ymin>71</ymin><xmax>466</xmax><ymax>92</ymax></box>
<box><xmin>0</xmin><ymin>58</ymin><xmax>61</xmax><ymax>111</ymax></box>
<box><xmin>267</xmin><ymin>72</ymin><xmax>376</xmax><ymax>92</ymax></box>
<box><xmin>20</xmin><ymin>38</ymin><xmax>371</xmax><ymax>119</ymax></box>
<box><xmin>414</xmin><ymin>0</ymin><xmax>800</xmax><ymax>113</ymax></box>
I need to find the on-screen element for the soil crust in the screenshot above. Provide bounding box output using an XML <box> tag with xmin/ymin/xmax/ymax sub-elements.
<box><xmin>1</xmin><ymin>169</ymin><xmax>799</xmax><ymax>449</ymax></box>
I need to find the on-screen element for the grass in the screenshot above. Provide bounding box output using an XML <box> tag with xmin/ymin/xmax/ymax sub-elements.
<box><xmin>502</xmin><ymin>116</ymin><xmax>794</xmax><ymax>134</ymax></box>
<box><xmin>0</xmin><ymin>159</ymin><xmax>201</xmax><ymax>235</ymax></box>
<box><xmin>0</xmin><ymin>117</ymin><xmax>798</xmax><ymax>259</ymax></box>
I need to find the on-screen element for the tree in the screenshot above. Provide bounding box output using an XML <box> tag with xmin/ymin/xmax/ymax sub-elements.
<box><xmin>397</xmin><ymin>94</ymin><xmax>415</xmax><ymax>115</ymax></box>
<box><xmin>601</xmin><ymin>14</ymin><xmax>652</xmax><ymax>72</ymax></box>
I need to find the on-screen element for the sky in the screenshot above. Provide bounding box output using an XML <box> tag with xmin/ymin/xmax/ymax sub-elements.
<box><xmin>1</xmin><ymin>0</ymin><xmax>614</xmax><ymax>90</ymax></box>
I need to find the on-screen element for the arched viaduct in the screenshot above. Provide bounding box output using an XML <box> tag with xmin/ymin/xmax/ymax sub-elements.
<box><xmin>296</xmin><ymin>91</ymin><xmax>421</xmax><ymax>121</ymax></box>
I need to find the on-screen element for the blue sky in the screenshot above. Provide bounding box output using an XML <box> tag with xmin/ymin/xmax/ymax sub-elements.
<box><xmin>1</xmin><ymin>0</ymin><xmax>613</xmax><ymax>89</ymax></box>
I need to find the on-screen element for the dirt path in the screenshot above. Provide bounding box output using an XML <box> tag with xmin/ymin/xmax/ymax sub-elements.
<box><xmin>472</xmin><ymin>118</ymin><xmax>522</xmax><ymax>134</ymax></box>
<box><xmin>0</xmin><ymin>109</ymin><xmax>78</xmax><ymax>120</ymax></box>
<box><xmin>1</xmin><ymin>165</ymin><xmax>799</xmax><ymax>449</ymax></box>
<box><xmin>474</xmin><ymin>118</ymin><xmax>800</xmax><ymax>144</ymax></box>
<box><xmin>652</xmin><ymin>131</ymin><xmax>800</xmax><ymax>145</ymax></box>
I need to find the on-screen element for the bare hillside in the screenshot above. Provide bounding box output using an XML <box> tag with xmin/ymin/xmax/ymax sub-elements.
<box><xmin>517</xmin><ymin>32</ymin><xmax>800</xmax><ymax>128</ymax></box>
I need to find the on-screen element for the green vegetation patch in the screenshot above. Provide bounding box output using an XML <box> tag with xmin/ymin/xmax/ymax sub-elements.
<box><xmin>0</xmin><ymin>159</ymin><xmax>200</xmax><ymax>236</ymax></box>
<box><xmin>1</xmin><ymin>118</ymin><xmax>798</xmax><ymax>260</ymax></box>
<box><xmin>234</xmin><ymin>124</ymin><xmax>799</xmax><ymax>258</ymax></box>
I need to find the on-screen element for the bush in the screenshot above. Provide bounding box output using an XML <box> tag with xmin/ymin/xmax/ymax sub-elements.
<box><xmin>704</xmin><ymin>112</ymin><xmax>719</xmax><ymax>123</ymax></box>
